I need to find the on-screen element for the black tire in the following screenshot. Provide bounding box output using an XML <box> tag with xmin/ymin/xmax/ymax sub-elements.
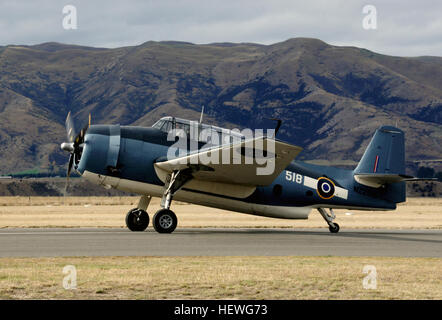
<box><xmin>329</xmin><ymin>223</ymin><xmax>340</xmax><ymax>233</ymax></box>
<box><xmin>125</xmin><ymin>208</ymin><xmax>149</xmax><ymax>231</ymax></box>
<box><xmin>153</xmin><ymin>209</ymin><xmax>178</xmax><ymax>234</ymax></box>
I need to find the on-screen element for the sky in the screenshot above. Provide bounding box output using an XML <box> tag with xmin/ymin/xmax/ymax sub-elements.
<box><xmin>0</xmin><ymin>0</ymin><xmax>441</xmax><ymax>57</ymax></box>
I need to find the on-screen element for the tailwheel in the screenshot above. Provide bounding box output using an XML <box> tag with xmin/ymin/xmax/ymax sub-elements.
<box><xmin>125</xmin><ymin>208</ymin><xmax>149</xmax><ymax>231</ymax></box>
<box><xmin>328</xmin><ymin>223</ymin><xmax>340</xmax><ymax>233</ymax></box>
<box><xmin>318</xmin><ymin>208</ymin><xmax>340</xmax><ymax>233</ymax></box>
<box><xmin>153</xmin><ymin>209</ymin><xmax>178</xmax><ymax>234</ymax></box>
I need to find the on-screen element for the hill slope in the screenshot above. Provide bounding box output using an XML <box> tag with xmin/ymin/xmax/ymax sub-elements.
<box><xmin>0</xmin><ymin>38</ymin><xmax>441</xmax><ymax>175</ymax></box>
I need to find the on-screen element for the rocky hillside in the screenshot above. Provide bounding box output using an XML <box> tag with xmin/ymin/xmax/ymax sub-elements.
<box><xmin>0</xmin><ymin>38</ymin><xmax>441</xmax><ymax>175</ymax></box>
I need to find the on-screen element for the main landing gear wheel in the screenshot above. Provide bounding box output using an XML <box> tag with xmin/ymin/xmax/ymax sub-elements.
<box><xmin>153</xmin><ymin>209</ymin><xmax>178</xmax><ymax>234</ymax></box>
<box><xmin>154</xmin><ymin>169</ymin><xmax>191</xmax><ymax>234</ymax></box>
<box><xmin>125</xmin><ymin>208</ymin><xmax>149</xmax><ymax>231</ymax></box>
<box><xmin>328</xmin><ymin>223</ymin><xmax>340</xmax><ymax>233</ymax></box>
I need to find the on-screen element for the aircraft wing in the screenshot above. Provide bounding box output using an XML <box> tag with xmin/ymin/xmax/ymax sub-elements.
<box><xmin>154</xmin><ymin>137</ymin><xmax>302</xmax><ymax>187</ymax></box>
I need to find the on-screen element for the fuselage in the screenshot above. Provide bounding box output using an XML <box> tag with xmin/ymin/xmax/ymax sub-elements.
<box><xmin>76</xmin><ymin>124</ymin><xmax>398</xmax><ymax>220</ymax></box>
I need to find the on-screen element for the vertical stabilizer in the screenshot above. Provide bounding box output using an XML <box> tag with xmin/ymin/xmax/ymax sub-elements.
<box><xmin>353</xmin><ymin>126</ymin><xmax>407</xmax><ymax>203</ymax></box>
<box><xmin>354</xmin><ymin>126</ymin><xmax>405</xmax><ymax>175</ymax></box>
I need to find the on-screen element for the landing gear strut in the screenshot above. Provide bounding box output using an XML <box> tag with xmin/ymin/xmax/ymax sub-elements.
<box><xmin>152</xmin><ymin>169</ymin><xmax>192</xmax><ymax>234</ymax></box>
<box><xmin>317</xmin><ymin>208</ymin><xmax>340</xmax><ymax>233</ymax></box>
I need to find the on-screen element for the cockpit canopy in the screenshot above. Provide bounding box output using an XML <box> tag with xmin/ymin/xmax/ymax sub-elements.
<box><xmin>152</xmin><ymin>116</ymin><xmax>244</xmax><ymax>144</ymax></box>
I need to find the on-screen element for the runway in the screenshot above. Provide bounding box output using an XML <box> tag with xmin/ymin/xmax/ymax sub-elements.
<box><xmin>0</xmin><ymin>228</ymin><xmax>440</xmax><ymax>258</ymax></box>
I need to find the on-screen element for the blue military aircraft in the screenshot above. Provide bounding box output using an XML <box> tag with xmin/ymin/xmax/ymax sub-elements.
<box><xmin>61</xmin><ymin>112</ymin><xmax>415</xmax><ymax>234</ymax></box>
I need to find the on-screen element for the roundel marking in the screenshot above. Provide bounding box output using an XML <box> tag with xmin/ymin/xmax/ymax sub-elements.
<box><xmin>316</xmin><ymin>177</ymin><xmax>336</xmax><ymax>199</ymax></box>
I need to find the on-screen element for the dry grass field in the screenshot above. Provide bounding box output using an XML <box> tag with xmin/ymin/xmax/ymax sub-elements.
<box><xmin>0</xmin><ymin>256</ymin><xmax>440</xmax><ymax>299</ymax></box>
<box><xmin>0</xmin><ymin>197</ymin><xmax>440</xmax><ymax>229</ymax></box>
<box><xmin>0</xmin><ymin>197</ymin><xmax>440</xmax><ymax>300</ymax></box>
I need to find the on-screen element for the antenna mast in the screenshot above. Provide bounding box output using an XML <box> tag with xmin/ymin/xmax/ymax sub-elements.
<box><xmin>199</xmin><ymin>106</ymin><xmax>204</xmax><ymax>124</ymax></box>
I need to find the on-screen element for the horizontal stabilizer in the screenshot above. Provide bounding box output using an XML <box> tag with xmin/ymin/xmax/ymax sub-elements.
<box><xmin>403</xmin><ymin>177</ymin><xmax>438</xmax><ymax>182</ymax></box>
<box><xmin>354</xmin><ymin>173</ymin><xmax>413</xmax><ymax>188</ymax></box>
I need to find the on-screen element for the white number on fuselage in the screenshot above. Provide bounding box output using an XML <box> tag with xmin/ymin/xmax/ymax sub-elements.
<box><xmin>285</xmin><ymin>171</ymin><xmax>303</xmax><ymax>184</ymax></box>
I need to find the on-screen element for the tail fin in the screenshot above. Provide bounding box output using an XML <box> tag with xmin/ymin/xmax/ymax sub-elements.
<box><xmin>354</xmin><ymin>126</ymin><xmax>410</xmax><ymax>203</ymax></box>
<box><xmin>355</xmin><ymin>126</ymin><xmax>406</xmax><ymax>175</ymax></box>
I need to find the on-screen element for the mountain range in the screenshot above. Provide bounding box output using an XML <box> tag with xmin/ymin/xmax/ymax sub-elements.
<box><xmin>0</xmin><ymin>38</ymin><xmax>441</xmax><ymax>175</ymax></box>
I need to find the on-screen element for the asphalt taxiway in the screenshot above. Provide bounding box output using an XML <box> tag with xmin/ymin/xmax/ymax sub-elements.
<box><xmin>0</xmin><ymin>228</ymin><xmax>440</xmax><ymax>258</ymax></box>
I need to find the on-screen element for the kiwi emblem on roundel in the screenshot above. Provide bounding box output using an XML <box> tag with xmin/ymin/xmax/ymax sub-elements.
<box><xmin>316</xmin><ymin>177</ymin><xmax>335</xmax><ymax>199</ymax></box>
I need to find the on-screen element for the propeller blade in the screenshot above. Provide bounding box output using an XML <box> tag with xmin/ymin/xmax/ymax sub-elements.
<box><xmin>67</xmin><ymin>153</ymin><xmax>74</xmax><ymax>178</ymax></box>
<box><xmin>65</xmin><ymin>111</ymin><xmax>76</xmax><ymax>143</ymax></box>
<box><xmin>63</xmin><ymin>112</ymin><xmax>91</xmax><ymax>192</ymax></box>
<box><xmin>74</xmin><ymin>114</ymin><xmax>91</xmax><ymax>146</ymax></box>
<box><xmin>65</xmin><ymin>153</ymin><xmax>74</xmax><ymax>194</ymax></box>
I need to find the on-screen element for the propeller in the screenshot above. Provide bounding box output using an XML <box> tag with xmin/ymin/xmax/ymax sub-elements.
<box><xmin>60</xmin><ymin>112</ymin><xmax>91</xmax><ymax>191</ymax></box>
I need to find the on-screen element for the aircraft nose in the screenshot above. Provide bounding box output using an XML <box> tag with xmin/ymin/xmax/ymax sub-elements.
<box><xmin>76</xmin><ymin>125</ymin><xmax>121</xmax><ymax>176</ymax></box>
<box><xmin>76</xmin><ymin>131</ymin><xmax>104</xmax><ymax>175</ymax></box>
